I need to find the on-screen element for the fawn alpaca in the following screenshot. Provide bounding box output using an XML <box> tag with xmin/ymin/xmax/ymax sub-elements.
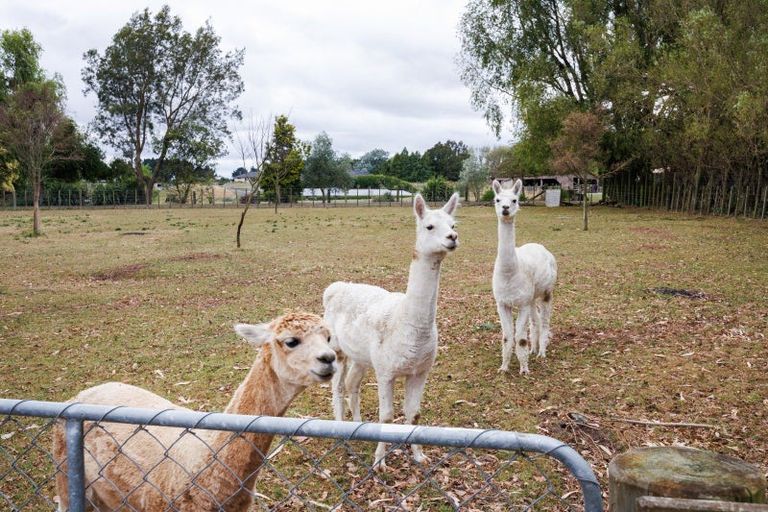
<box><xmin>53</xmin><ymin>312</ymin><xmax>336</xmax><ymax>511</ymax></box>
<box><xmin>492</xmin><ymin>179</ymin><xmax>557</xmax><ymax>374</ymax></box>
<box><xmin>324</xmin><ymin>193</ymin><xmax>459</xmax><ymax>470</ymax></box>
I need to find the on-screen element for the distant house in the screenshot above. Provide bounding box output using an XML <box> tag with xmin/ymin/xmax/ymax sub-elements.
<box><xmin>498</xmin><ymin>175</ymin><xmax>599</xmax><ymax>191</ymax></box>
<box><xmin>233</xmin><ymin>171</ymin><xmax>260</xmax><ymax>182</ymax></box>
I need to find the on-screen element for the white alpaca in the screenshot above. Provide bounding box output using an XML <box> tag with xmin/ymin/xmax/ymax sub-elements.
<box><xmin>492</xmin><ymin>179</ymin><xmax>557</xmax><ymax>374</ymax></box>
<box><xmin>324</xmin><ymin>193</ymin><xmax>459</xmax><ymax>470</ymax></box>
<box><xmin>53</xmin><ymin>312</ymin><xmax>336</xmax><ymax>512</ymax></box>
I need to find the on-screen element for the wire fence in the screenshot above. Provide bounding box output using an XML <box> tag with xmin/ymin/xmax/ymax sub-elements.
<box><xmin>0</xmin><ymin>399</ymin><xmax>603</xmax><ymax>511</ymax></box>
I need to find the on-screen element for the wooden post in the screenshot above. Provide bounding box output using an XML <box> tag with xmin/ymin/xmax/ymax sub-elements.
<box><xmin>743</xmin><ymin>187</ymin><xmax>750</xmax><ymax>218</ymax></box>
<box><xmin>609</xmin><ymin>447</ymin><xmax>766</xmax><ymax>512</ymax></box>
<box><xmin>638</xmin><ymin>496</ymin><xmax>768</xmax><ymax>511</ymax></box>
<box><xmin>761</xmin><ymin>186</ymin><xmax>767</xmax><ymax>220</ymax></box>
<box><xmin>728</xmin><ymin>186</ymin><xmax>734</xmax><ymax>216</ymax></box>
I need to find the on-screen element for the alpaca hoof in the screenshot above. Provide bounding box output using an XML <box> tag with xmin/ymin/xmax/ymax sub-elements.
<box><xmin>412</xmin><ymin>451</ymin><xmax>429</xmax><ymax>465</ymax></box>
<box><xmin>537</xmin><ymin>351</ymin><xmax>546</xmax><ymax>359</ymax></box>
<box><xmin>373</xmin><ymin>458</ymin><xmax>388</xmax><ymax>473</ymax></box>
<box><xmin>519</xmin><ymin>367</ymin><xmax>530</xmax><ymax>375</ymax></box>
<box><xmin>497</xmin><ymin>366</ymin><xmax>509</xmax><ymax>373</ymax></box>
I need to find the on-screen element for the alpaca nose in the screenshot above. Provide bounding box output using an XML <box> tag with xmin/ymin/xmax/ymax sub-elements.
<box><xmin>502</xmin><ymin>205</ymin><xmax>509</xmax><ymax>211</ymax></box>
<box><xmin>446</xmin><ymin>232</ymin><xmax>457</xmax><ymax>241</ymax></box>
<box><xmin>317</xmin><ymin>352</ymin><xmax>336</xmax><ymax>364</ymax></box>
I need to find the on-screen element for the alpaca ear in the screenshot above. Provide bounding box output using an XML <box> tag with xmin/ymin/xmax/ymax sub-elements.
<box><xmin>511</xmin><ymin>179</ymin><xmax>523</xmax><ymax>195</ymax></box>
<box><xmin>442</xmin><ymin>192</ymin><xmax>460</xmax><ymax>216</ymax></box>
<box><xmin>413</xmin><ymin>194</ymin><xmax>427</xmax><ymax>220</ymax></box>
<box><xmin>234</xmin><ymin>323</ymin><xmax>272</xmax><ymax>346</ymax></box>
<box><xmin>492</xmin><ymin>179</ymin><xmax>502</xmax><ymax>195</ymax></box>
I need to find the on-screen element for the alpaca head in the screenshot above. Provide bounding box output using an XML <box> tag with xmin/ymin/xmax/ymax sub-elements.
<box><xmin>234</xmin><ymin>312</ymin><xmax>337</xmax><ymax>387</ymax></box>
<box><xmin>412</xmin><ymin>192</ymin><xmax>460</xmax><ymax>257</ymax></box>
<box><xmin>492</xmin><ymin>179</ymin><xmax>522</xmax><ymax>222</ymax></box>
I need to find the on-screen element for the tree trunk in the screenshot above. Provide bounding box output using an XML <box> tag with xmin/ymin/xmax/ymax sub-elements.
<box><xmin>582</xmin><ymin>178</ymin><xmax>589</xmax><ymax>231</ymax></box>
<box><xmin>274</xmin><ymin>182</ymin><xmax>280</xmax><ymax>213</ymax></box>
<box><xmin>33</xmin><ymin>178</ymin><xmax>42</xmax><ymax>235</ymax></box>
<box><xmin>144</xmin><ymin>180</ymin><xmax>154</xmax><ymax>207</ymax></box>
<box><xmin>236</xmin><ymin>201</ymin><xmax>251</xmax><ymax>248</ymax></box>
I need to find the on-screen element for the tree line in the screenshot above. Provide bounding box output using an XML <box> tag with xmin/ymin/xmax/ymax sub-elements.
<box><xmin>459</xmin><ymin>0</ymin><xmax>768</xmax><ymax>220</ymax></box>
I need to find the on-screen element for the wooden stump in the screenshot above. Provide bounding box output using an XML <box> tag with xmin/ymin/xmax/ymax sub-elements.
<box><xmin>609</xmin><ymin>447</ymin><xmax>766</xmax><ymax>512</ymax></box>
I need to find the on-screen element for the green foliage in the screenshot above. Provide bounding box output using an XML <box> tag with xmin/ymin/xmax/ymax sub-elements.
<box><xmin>421</xmin><ymin>175</ymin><xmax>454</xmax><ymax>202</ymax></box>
<box><xmin>0</xmin><ymin>28</ymin><xmax>44</xmax><ymax>101</ymax></box>
<box><xmin>382</xmin><ymin>148</ymin><xmax>431</xmax><ymax>182</ymax></box>
<box><xmin>459</xmin><ymin>148</ymin><xmax>490</xmax><ymax>200</ymax></box>
<box><xmin>301</xmin><ymin>131</ymin><xmax>352</xmax><ymax>202</ymax></box>
<box><xmin>82</xmin><ymin>5</ymin><xmax>244</xmax><ymax>201</ymax></box>
<box><xmin>352</xmin><ymin>149</ymin><xmax>389</xmax><ymax>175</ymax></box>
<box><xmin>480</xmin><ymin>188</ymin><xmax>495</xmax><ymax>202</ymax></box>
<box><xmin>422</xmin><ymin>140</ymin><xmax>470</xmax><ymax>181</ymax></box>
<box><xmin>262</xmin><ymin>115</ymin><xmax>303</xmax><ymax>203</ymax></box>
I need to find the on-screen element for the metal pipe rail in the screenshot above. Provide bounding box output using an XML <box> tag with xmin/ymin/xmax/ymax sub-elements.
<box><xmin>1</xmin><ymin>398</ymin><xmax>603</xmax><ymax>511</ymax></box>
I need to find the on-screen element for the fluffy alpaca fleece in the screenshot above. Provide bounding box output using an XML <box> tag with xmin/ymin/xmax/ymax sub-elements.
<box><xmin>52</xmin><ymin>312</ymin><xmax>336</xmax><ymax>512</ymax></box>
<box><xmin>492</xmin><ymin>179</ymin><xmax>557</xmax><ymax>374</ymax></box>
<box><xmin>324</xmin><ymin>193</ymin><xmax>459</xmax><ymax>470</ymax></box>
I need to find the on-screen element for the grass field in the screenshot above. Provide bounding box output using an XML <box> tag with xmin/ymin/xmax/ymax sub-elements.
<box><xmin>1</xmin><ymin>204</ymin><xmax>767</xmax><ymax>507</ymax></box>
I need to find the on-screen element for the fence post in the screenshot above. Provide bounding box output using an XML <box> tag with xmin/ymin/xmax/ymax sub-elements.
<box><xmin>65</xmin><ymin>419</ymin><xmax>86</xmax><ymax>512</ymax></box>
<box><xmin>762</xmin><ymin>186</ymin><xmax>767</xmax><ymax>220</ymax></box>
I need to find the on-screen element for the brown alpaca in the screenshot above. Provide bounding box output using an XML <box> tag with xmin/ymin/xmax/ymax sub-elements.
<box><xmin>52</xmin><ymin>312</ymin><xmax>336</xmax><ymax>511</ymax></box>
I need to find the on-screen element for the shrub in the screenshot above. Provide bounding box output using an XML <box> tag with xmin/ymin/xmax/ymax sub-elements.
<box><xmin>480</xmin><ymin>188</ymin><xmax>495</xmax><ymax>202</ymax></box>
<box><xmin>421</xmin><ymin>176</ymin><xmax>454</xmax><ymax>202</ymax></box>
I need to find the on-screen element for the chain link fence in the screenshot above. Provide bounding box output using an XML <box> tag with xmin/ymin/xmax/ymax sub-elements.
<box><xmin>0</xmin><ymin>399</ymin><xmax>602</xmax><ymax>511</ymax></box>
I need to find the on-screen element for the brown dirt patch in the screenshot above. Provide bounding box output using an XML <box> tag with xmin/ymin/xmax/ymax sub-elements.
<box><xmin>92</xmin><ymin>264</ymin><xmax>146</xmax><ymax>281</ymax></box>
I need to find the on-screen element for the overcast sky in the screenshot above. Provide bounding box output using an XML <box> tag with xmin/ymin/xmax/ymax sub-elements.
<box><xmin>1</xmin><ymin>1</ymin><xmax>511</xmax><ymax>173</ymax></box>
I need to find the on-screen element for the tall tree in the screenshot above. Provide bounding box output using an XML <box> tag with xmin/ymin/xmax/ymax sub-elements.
<box><xmin>83</xmin><ymin>6</ymin><xmax>244</xmax><ymax>206</ymax></box>
<box><xmin>422</xmin><ymin>140</ymin><xmax>470</xmax><ymax>181</ymax></box>
<box><xmin>0</xmin><ymin>81</ymin><xmax>74</xmax><ymax>234</ymax></box>
<box><xmin>302</xmin><ymin>132</ymin><xmax>352</xmax><ymax>204</ymax></box>
<box><xmin>262</xmin><ymin>115</ymin><xmax>303</xmax><ymax>212</ymax></box>
<box><xmin>459</xmin><ymin>147</ymin><xmax>490</xmax><ymax>201</ymax></box>
<box><xmin>550</xmin><ymin>111</ymin><xmax>604</xmax><ymax>230</ymax></box>
<box><xmin>0</xmin><ymin>28</ymin><xmax>44</xmax><ymax>101</ymax></box>
<box><xmin>352</xmin><ymin>148</ymin><xmax>389</xmax><ymax>175</ymax></box>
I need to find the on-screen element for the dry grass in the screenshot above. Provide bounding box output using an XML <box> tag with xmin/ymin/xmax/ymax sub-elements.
<box><xmin>1</xmin><ymin>204</ymin><xmax>766</xmax><ymax>506</ymax></box>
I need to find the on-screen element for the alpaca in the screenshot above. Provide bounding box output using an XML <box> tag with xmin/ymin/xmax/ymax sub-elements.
<box><xmin>492</xmin><ymin>179</ymin><xmax>557</xmax><ymax>374</ymax></box>
<box><xmin>323</xmin><ymin>193</ymin><xmax>459</xmax><ymax>471</ymax></box>
<box><xmin>52</xmin><ymin>312</ymin><xmax>336</xmax><ymax>512</ymax></box>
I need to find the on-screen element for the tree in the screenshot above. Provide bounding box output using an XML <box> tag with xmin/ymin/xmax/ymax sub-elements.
<box><xmin>233</xmin><ymin>115</ymin><xmax>272</xmax><ymax>248</ymax></box>
<box><xmin>550</xmin><ymin>111</ymin><xmax>604</xmax><ymax>231</ymax></box>
<box><xmin>421</xmin><ymin>175</ymin><xmax>454</xmax><ymax>202</ymax></box>
<box><xmin>0</xmin><ymin>81</ymin><xmax>74</xmax><ymax>234</ymax></box>
<box><xmin>384</xmin><ymin>148</ymin><xmax>431</xmax><ymax>182</ymax></box>
<box><xmin>485</xmin><ymin>145</ymin><xmax>516</xmax><ymax>179</ymax></box>
<box><xmin>302</xmin><ymin>132</ymin><xmax>352</xmax><ymax>204</ymax></box>
<box><xmin>0</xmin><ymin>28</ymin><xmax>44</xmax><ymax>101</ymax></box>
<box><xmin>232</xmin><ymin>167</ymin><xmax>247</xmax><ymax>179</ymax></box>
<box><xmin>352</xmin><ymin>149</ymin><xmax>388</xmax><ymax>175</ymax></box>
<box><xmin>0</xmin><ymin>145</ymin><xmax>19</xmax><ymax>207</ymax></box>
<box><xmin>459</xmin><ymin>147</ymin><xmax>490</xmax><ymax>201</ymax></box>
<box><xmin>262</xmin><ymin>115</ymin><xmax>303</xmax><ymax>211</ymax></box>
<box><xmin>422</xmin><ymin>140</ymin><xmax>470</xmax><ymax>181</ymax></box>
<box><xmin>83</xmin><ymin>6</ymin><xmax>244</xmax><ymax>206</ymax></box>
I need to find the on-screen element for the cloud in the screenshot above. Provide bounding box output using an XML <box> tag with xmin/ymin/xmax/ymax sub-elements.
<box><xmin>1</xmin><ymin>0</ymin><xmax>509</xmax><ymax>172</ymax></box>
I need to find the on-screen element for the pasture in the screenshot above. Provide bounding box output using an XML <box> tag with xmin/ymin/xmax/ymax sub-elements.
<box><xmin>1</xmin><ymin>204</ymin><xmax>766</xmax><ymax>497</ymax></box>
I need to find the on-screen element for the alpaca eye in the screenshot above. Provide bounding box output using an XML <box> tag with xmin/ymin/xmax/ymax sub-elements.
<box><xmin>426</xmin><ymin>225</ymin><xmax>434</xmax><ymax>230</ymax></box>
<box><xmin>495</xmin><ymin>199</ymin><xmax>500</xmax><ymax>203</ymax></box>
<box><xmin>284</xmin><ymin>338</ymin><xmax>300</xmax><ymax>348</ymax></box>
<box><xmin>512</xmin><ymin>199</ymin><xmax>517</xmax><ymax>204</ymax></box>
<box><xmin>326</xmin><ymin>336</ymin><xmax>331</xmax><ymax>343</ymax></box>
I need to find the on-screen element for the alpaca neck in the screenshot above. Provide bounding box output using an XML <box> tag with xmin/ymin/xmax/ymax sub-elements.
<box><xmin>191</xmin><ymin>347</ymin><xmax>303</xmax><ymax>511</ymax></box>
<box><xmin>403</xmin><ymin>250</ymin><xmax>444</xmax><ymax>329</ymax></box>
<box><xmin>496</xmin><ymin>218</ymin><xmax>519</xmax><ymax>272</ymax></box>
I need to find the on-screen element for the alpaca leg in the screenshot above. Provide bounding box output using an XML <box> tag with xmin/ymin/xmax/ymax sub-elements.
<box><xmin>538</xmin><ymin>292</ymin><xmax>554</xmax><ymax>358</ymax></box>
<box><xmin>345</xmin><ymin>362</ymin><xmax>367</xmax><ymax>422</ymax></box>
<box><xmin>497</xmin><ymin>303</ymin><xmax>515</xmax><ymax>372</ymax></box>
<box><xmin>515</xmin><ymin>304</ymin><xmax>532</xmax><ymax>374</ymax></box>
<box><xmin>403</xmin><ymin>371</ymin><xmax>430</xmax><ymax>464</ymax></box>
<box><xmin>331</xmin><ymin>356</ymin><xmax>348</xmax><ymax>421</ymax></box>
<box><xmin>529</xmin><ymin>302</ymin><xmax>541</xmax><ymax>355</ymax></box>
<box><xmin>373</xmin><ymin>375</ymin><xmax>395</xmax><ymax>471</ymax></box>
